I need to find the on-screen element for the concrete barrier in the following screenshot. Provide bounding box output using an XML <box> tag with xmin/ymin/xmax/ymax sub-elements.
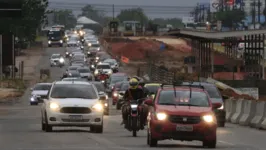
<box><xmin>239</xmin><ymin>100</ymin><xmax>256</xmax><ymax>126</ymax></box>
<box><xmin>231</xmin><ymin>99</ymin><xmax>244</xmax><ymax>124</ymax></box>
<box><xmin>258</xmin><ymin>102</ymin><xmax>266</xmax><ymax>129</ymax></box>
<box><xmin>225</xmin><ymin>98</ymin><xmax>236</xmax><ymax>122</ymax></box>
<box><xmin>250</xmin><ymin>101</ymin><xmax>266</xmax><ymax>128</ymax></box>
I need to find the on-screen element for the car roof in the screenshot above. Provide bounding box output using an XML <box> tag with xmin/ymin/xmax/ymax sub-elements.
<box><xmin>68</xmin><ymin>66</ymin><xmax>79</xmax><ymax>68</ymax></box>
<box><xmin>54</xmin><ymin>81</ymin><xmax>92</xmax><ymax>85</ymax></box>
<box><xmin>98</xmin><ymin>63</ymin><xmax>109</xmax><ymax>65</ymax></box>
<box><xmin>36</xmin><ymin>83</ymin><xmax>52</xmax><ymax>85</ymax></box>
<box><xmin>159</xmin><ymin>87</ymin><xmax>205</xmax><ymax>92</ymax></box>
<box><xmin>182</xmin><ymin>82</ymin><xmax>215</xmax><ymax>86</ymax></box>
<box><xmin>104</xmin><ymin>59</ymin><xmax>116</xmax><ymax>62</ymax></box>
<box><xmin>52</xmin><ymin>54</ymin><xmax>60</xmax><ymax>56</ymax></box>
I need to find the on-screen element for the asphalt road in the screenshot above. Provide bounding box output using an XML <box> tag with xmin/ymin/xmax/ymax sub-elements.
<box><xmin>0</xmin><ymin>46</ymin><xmax>265</xmax><ymax>150</ymax></box>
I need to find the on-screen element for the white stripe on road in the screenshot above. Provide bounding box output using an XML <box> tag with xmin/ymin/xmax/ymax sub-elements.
<box><xmin>218</xmin><ymin>140</ymin><xmax>235</xmax><ymax>146</ymax></box>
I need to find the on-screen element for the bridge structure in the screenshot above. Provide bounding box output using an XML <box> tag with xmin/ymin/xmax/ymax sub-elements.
<box><xmin>167</xmin><ymin>29</ymin><xmax>266</xmax><ymax>79</ymax></box>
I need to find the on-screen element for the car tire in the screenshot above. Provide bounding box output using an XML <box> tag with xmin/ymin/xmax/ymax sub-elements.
<box><xmin>30</xmin><ymin>102</ymin><xmax>37</xmax><ymax>105</ymax></box>
<box><xmin>48</xmin><ymin>45</ymin><xmax>51</xmax><ymax>47</ymax></box>
<box><xmin>41</xmin><ymin>116</ymin><xmax>45</xmax><ymax>131</ymax></box>
<box><xmin>44</xmin><ymin>113</ymin><xmax>52</xmax><ymax>132</ymax></box>
<box><xmin>116</xmin><ymin>103</ymin><xmax>121</xmax><ymax>110</ymax></box>
<box><xmin>218</xmin><ymin>121</ymin><xmax>225</xmax><ymax>127</ymax></box>
<box><xmin>148</xmin><ymin>129</ymin><xmax>157</xmax><ymax>147</ymax></box>
<box><xmin>203</xmin><ymin>139</ymin><xmax>216</xmax><ymax>148</ymax></box>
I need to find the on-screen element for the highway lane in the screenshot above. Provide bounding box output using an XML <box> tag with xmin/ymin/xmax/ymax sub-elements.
<box><xmin>0</xmin><ymin>46</ymin><xmax>265</xmax><ymax>150</ymax></box>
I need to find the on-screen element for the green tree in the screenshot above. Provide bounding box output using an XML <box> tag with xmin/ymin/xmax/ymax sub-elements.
<box><xmin>79</xmin><ymin>5</ymin><xmax>106</xmax><ymax>25</ymax></box>
<box><xmin>53</xmin><ymin>10</ymin><xmax>76</xmax><ymax>29</ymax></box>
<box><xmin>0</xmin><ymin>0</ymin><xmax>49</xmax><ymax>41</ymax></box>
<box><xmin>216</xmin><ymin>9</ymin><xmax>246</xmax><ymax>29</ymax></box>
<box><xmin>116</xmin><ymin>8</ymin><xmax>148</xmax><ymax>25</ymax></box>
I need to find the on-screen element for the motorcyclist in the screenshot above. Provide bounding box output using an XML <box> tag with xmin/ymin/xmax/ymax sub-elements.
<box><xmin>121</xmin><ymin>78</ymin><xmax>147</xmax><ymax>129</ymax></box>
<box><xmin>98</xmin><ymin>69</ymin><xmax>107</xmax><ymax>81</ymax></box>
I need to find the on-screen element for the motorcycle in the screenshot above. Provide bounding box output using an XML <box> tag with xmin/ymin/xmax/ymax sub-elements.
<box><xmin>122</xmin><ymin>97</ymin><xmax>145</xmax><ymax>137</ymax></box>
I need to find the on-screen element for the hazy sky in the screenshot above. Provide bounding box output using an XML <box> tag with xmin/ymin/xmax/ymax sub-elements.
<box><xmin>49</xmin><ymin>0</ymin><xmax>210</xmax><ymax>18</ymax></box>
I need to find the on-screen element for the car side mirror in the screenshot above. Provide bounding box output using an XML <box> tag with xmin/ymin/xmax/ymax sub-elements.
<box><xmin>212</xmin><ymin>103</ymin><xmax>222</xmax><ymax>109</ymax></box>
<box><xmin>144</xmin><ymin>99</ymin><xmax>153</xmax><ymax>106</ymax></box>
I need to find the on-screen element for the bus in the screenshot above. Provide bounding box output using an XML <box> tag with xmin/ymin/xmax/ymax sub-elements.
<box><xmin>47</xmin><ymin>28</ymin><xmax>64</xmax><ymax>47</ymax></box>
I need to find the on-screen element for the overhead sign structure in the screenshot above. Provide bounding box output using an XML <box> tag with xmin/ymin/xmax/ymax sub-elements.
<box><xmin>182</xmin><ymin>17</ymin><xmax>195</xmax><ymax>23</ymax></box>
<box><xmin>0</xmin><ymin>0</ymin><xmax>22</xmax><ymax>18</ymax></box>
<box><xmin>210</xmin><ymin>0</ymin><xmax>220</xmax><ymax>12</ymax></box>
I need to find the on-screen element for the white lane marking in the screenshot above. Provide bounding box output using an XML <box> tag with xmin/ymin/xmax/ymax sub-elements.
<box><xmin>218</xmin><ymin>140</ymin><xmax>235</xmax><ymax>146</ymax></box>
<box><xmin>17</xmin><ymin>147</ymin><xmax>102</xmax><ymax>150</ymax></box>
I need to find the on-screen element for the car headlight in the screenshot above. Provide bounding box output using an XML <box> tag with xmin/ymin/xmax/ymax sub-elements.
<box><xmin>94</xmin><ymin>70</ymin><xmax>99</xmax><ymax>75</ymax></box>
<box><xmin>104</xmin><ymin>103</ymin><xmax>108</xmax><ymax>107</ymax></box>
<box><xmin>113</xmin><ymin>92</ymin><xmax>118</xmax><ymax>97</ymax></box>
<box><xmin>66</xmin><ymin>52</ymin><xmax>69</xmax><ymax>54</ymax></box>
<box><xmin>156</xmin><ymin>112</ymin><xmax>167</xmax><ymax>120</ymax></box>
<box><xmin>218</xmin><ymin>104</ymin><xmax>224</xmax><ymax>110</ymax></box>
<box><xmin>48</xmin><ymin>40</ymin><xmax>51</xmax><ymax>44</ymax></box>
<box><xmin>30</xmin><ymin>96</ymin><xmax>35</xmax><ymax>101</ymax></box>
<box><xmin>91</xmin><ymin>64</ymin><xmax>95</xmax><ymax>68</ymax></box>
<box><xmin>97</xmin><ymin>48</ymin><xmax>100</xmax><ymax>51</ymax></box>
<box><xmin>49</xmin><ymin>103</ymin><xmax>59</xmax><ymax>110</ymax></box>
<box><xmin>87</xmin><ymin>51</ymin><xmax>91</xmax><ymax>54</ymax></box>
<box><xmin>202</xmin><ymin>115</ymin><xmax>214</xmax><ymax>123</ymax></box>
<box><xmin>92</xmin><ymin>103</ymin><xmax>103</xmax><ymax>111</ymax></box>
<box><xmin>88</xmin><ymin>43</ymin><xmax>91</xmax><ymax>46</ymax></box>
<box><xmin>96</xmin><ymin>57</ymin><xmax>99</xmax><ymax>60</ymax></box>
<box><xmin>131</xmin><ymin>104</ymin><xmax>138</xmax><ymax>109</ymax></box>
<box><xmin>105</xmin><ymin>95</ymin><xmax>108</xmax><ymax>99</ymax></box>
<box><xmin>101</xmin><ymin>80</ymin><xmax>105</xmax><ymax>83</ymax></box>
<box><xmin>108</xmin><ymin>70</ymin><xmax>112</xmax><ymax>74</ymax></box>
<box><xmin>59</xmin><ymin>58</ymin><xmax>64</xmax><ymax>63</ymax></box>
<box><xmin>60</xmin><ymin>40</ymin><xmax>63</xmax><ymax>43</ymax></box>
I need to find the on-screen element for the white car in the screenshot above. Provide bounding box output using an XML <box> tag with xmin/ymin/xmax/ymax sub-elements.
<box><xmin>94</xmin><ymin>63</ymin><xmax>113</xmax><ymax>76</ymax></box>
<box><xmin>30</xmin><ymin>83</ymin><xmax>52</xmax><ymax>105</ymax></box>
<box><xmin>41</xmin><ymin>81</ymin><xmax>104</xmax><ymax>133</ymax></box>
<box><xmin>50</xmin><ymin>54</ymin><xmax>65</xmax><ymax>67</ymax></box>
<box><xmin>103</xmin><ymin>59</ymin><xmax>119</xmax><ymax>71</ymax></box>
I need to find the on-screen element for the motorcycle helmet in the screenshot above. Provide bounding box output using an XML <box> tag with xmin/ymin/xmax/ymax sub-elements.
<box><xmin>129</xmin><ymin>78</ymin><xmax>139</xmax><ymax>89</ymax></box>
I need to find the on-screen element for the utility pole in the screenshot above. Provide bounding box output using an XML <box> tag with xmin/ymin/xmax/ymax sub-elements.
<box><xmin>112</xmin><ymin>4</ymin><xmax>115</xmax><ymax>20</ymax></box>
<box><xmin>199</xmin><ymin>4</ymin><xmax>201</xmax><ymax>22</ymax></box>
<box><xmin>202</xmin><ymin>5</ymin><xmax>205</xmax><ymax>22</ymax></box>
<box><xmin>253</xmin><ymin>0</ymin><xmax>256</xmax><ymax>29</ymax></box>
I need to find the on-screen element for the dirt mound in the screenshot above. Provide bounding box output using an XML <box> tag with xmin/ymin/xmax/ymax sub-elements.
<box><xmin>220</xmin><ymin>88</ymin><xmax>256</xmax><ymax>100</ymax></box>
<box><xmin>110</xmin><ymin>38</ymin><xmax>191</xmax><ymax>60</ymax></box>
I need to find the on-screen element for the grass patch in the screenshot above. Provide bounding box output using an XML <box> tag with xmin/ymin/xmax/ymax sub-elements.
<box><xmin>35</xmin><ymin>36</ymin><xmax>47</xmax><ymax>42</ymax></box>
<box><xmin>0</xmin><ymin>79</ymin><xmax>27</xmax><ymax>91</ymax></box>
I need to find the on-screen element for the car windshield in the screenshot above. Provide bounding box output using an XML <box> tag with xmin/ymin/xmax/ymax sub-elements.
<box><xmin>50</xmin><ymin>84</ymin><xmax>97</xmax><ymax>99</ymax></box>
<box><xmin>120</xmin><ymin>83</ymin><xmax>129</xmax><ymax>91</ymax></box>
<box><xmin>68</xmin><ymin>72</ymin><xmax>80</xmax><ymax>77</ymax></box>
<box><xmin>145</xmin><ymin>85</ymin><xmax>160</xmax><ymax>94</ymax></box>
<box><xmin>51</xmin><ymin>55</ymin><xmax>60</xmax><ymax>58</ymax></box>
<box><xmin>158</xmin><ymin>90</ymin><xmax>209</xmax><ymax>107</ymax></box>
<box><xmin>97</xmin><ymin>65</ymin><xmax>110</xmax><ymax>69</ymax></box>
<box><xmin>69</xmin><ymin>37</ymin><xmax>78</xmax><ymax>41</ymax></box>
<box><xmin>93</xmin><ymin>83</ymin><xmax>105</xmax><ymax>92</ymax></box>
<box><xmin>62</xmin><ymin>78</ymin><xmax>87</xmax><ymax>82</ymax></box>
<box><xmin>203</xmin><ymin>85</ymin><xmax>222</xmax><ymax>99</ymax></box>
<box><xmin>48</xmin><ymin>31</ymin><xmax>61</xmax><ymax>37</ymax></box>
<box><xmin>104</xmin><ymin>61</ymin><xmax>115</xmax><ymax>65</ymax></box>
<box><xmin>33</xmin><ymin>84</ymin><xmax>51</xmax><ymax>90</ymax></box>
<box><xmin>111</xmin><ymin>76</ymin><xmax>125</xmax><ymax>84</ymax></box>
<box><xmin>78</xmin><ymin>68</ymin><xmax>90</xmax><ymax>73</ymax></box>
<box><xmin>92</xmin><ymin>44</ymin><xmax>100</xmax><ymax>47</ymax></box>
<box><xmin>68</xmin><ymin>67</ymin><xmax>78</xmax><ymax>70</ymax></box>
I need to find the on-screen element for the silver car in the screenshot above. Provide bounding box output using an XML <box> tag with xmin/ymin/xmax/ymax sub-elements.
<box><xmin>77</xmin><ymin>67</ymin><xmax>93</xmax><ymax>80</ymax></box>
<box><xmin>50</xmin><ymin>54</ymin><xmax>65</xmax><ymax>67</ymax></box>
<box><xmin>30</xmin><ymin>83</ymin><xmax>52</xmax><ymax>105</ymax></box>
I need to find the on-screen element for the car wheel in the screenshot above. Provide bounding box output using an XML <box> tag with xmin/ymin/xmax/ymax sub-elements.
<box><xmin>203</xmin><ymin>139</ymin><xmax>216</xmax><ymax>148</ymax></box>
<box><xmin>92</xmin><ymin>123</ymin><xmax>103</xmax><ymax>133</ymax></box>
<box><xmin>218</xmin><ymin>121</ymin><xmax>225</xmax><ymax>127</ymax></box>
<box><xmin>41</xmin><ymin>116</ymin><xmax>45</xmax><ymax>131</ymax></box>
<box><xmin>116</xmin><ymin>103</ymin><xmax>121</xmax><ymax>110</ymax></box>
<box><xmin>44</xmin><ymin>113</ymin><xmax>52</xmax><ymax>132</ymax></box>
<box><xmin>48</xmin><ymin>45</ymin><xmax>51</xmax><ymax>47</ymax></box>
<box><xmin>148</xmin><ymin>129</ymin><xmax>157</xmax><ymax>147</ymax></box>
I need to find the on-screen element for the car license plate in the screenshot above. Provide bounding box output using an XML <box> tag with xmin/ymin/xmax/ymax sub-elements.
<box><xmin>69</xmin><ymin>115</ymin><xmax>83</xmax><ymax>120</ymax></box>
<box><xmin>176</xmin><ymin>125</ymin><xmax>193</xmax><ymax>131</ymax></box>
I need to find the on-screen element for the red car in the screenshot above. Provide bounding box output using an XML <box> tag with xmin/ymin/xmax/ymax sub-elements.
<box><xmin>145</xmin><ymin>84</ymin><xmax>221</xmax><ymax>148</ymax></box>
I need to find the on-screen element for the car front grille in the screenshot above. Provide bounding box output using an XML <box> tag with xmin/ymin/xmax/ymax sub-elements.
<box><xmin>60</xmin><ymin>107</ymin><xmax>91</xmax><ymax>114</ymax></box>
<box><xmin>168</xmin><ymin>115</ymin><xmax>201</xmax><ymax>124</ymax></box>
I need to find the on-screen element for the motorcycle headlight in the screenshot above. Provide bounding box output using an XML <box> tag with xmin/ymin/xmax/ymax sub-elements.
<box><xmin>202</xmin><ymin>115</ymin><xmax>214</xmax><ymax>123</ymax></box>
<box><xmin>48</xmin><ymin>41</ymin><xmax>51</xmax><ymax>44</ymax></box>
<box><xmin>91</xmin><ymin>65</ymin><xmax>95</xmax><ymax>68</ymax></box>
<box><xmin>60</xmin><ymin>40</ymin><xmax>63</xmax><ymax>43</ymax></box>
<box><xmin>94</xmin><ymin>70</ymin><xmax>99</xmax><ymax>75</ymax></box>
<box><xmin>92</xmin><ymin>103</ymin><xmax>103</xmax><ymax>111</ymax></box>
<box><xmin>87</xmin><ymin>51</ymin><xmax>91</xmax><ymax>54</ymax></box>
<box><xmin>96</xmin><ymin>57</ymin><xmax>99</xmax><ymax>60</ymax></box>
<box><xmin>156</xmin><ymin>112</ymin><xmax>167</xmax><ymax>120</ymax></box>
<box><xmin>88</xmin><ymin>43</ymin><xmax>91</xmax><ymax>46</ymax></box>
<box><xmin>104</xmin><ymin>103</ymin><xmax>108</xmax><ymax>107</ymax></box>
<box><xmin>131</xmin><ymin>104</ymin><xmax>138</xmax><ymax>109</ymax></box>
<box><xmin>66</xmin><ymin>52</ymin><xmax>69</xmax><ymax>54</ymax></box>
<box><xmin>49</xmin><ymin>102</ymin><xmax>59</xmax><ymax>110</ymax></box>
